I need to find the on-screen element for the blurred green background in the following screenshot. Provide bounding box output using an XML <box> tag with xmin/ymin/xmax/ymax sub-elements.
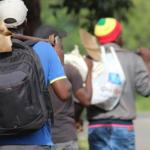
<box><xmin>41</xmin><ymin>0</ymin><xmax>150</xmax><ymax>52</ymax></box>
<box><xmin>40</xmin><ymin>1</ymin><xmax>150</xmax><ymax>149</ymax></box>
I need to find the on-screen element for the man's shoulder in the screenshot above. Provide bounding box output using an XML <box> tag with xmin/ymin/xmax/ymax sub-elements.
<box><xmin>64</xmin><ymin>63</ymin><xmax>81</xmax><ymax>76</ymax></box>
<box><xmin>34</xmin><ymin>41</ymin><xmax>53</xmax><ymax>49</ymax></box>
<box><xmin>33</xmin><ymin>41</ymin><xmax>55</xmax><ymax>58</ymax></box>
<box><xmin>64</xmin><ymin>63</ymin><xmax>80</xmax><ymax>71</ymax></box>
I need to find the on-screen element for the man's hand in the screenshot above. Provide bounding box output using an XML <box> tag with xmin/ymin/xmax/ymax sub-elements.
<box><xmin>75</xmin><ymin>57</ymin><xmax>93</xmax><ymax>106</ymax></box>
<box><xmin>138</xmin><ymin>47</ymin><xmax>150</xmax><ymax>72</ymax></box>
<box><xmin>138</xmin><ymin>48</ymin><xmax>150</xmax><ymax>63</ymax></box>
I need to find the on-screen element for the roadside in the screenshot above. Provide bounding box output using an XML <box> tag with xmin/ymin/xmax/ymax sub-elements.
<box><xmin>78</xmin><ymin>112</ymin><xmax>150</xmax><ymax>150</ymax></box>
<box><xmin>135</xmin><ymin>112</ymin><xmax>150</xmax><ymax>150</ymax></box>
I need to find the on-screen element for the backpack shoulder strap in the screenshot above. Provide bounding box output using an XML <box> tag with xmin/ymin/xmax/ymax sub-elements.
<box><xmin>12</xmin><ymin>38</ymin><xmax>33</xmax><ymax>53</ymax></box>
<box><xmin>12</xmin><ymin>38</ymin><xmax>46</xmax><ymax>89</ymax></box>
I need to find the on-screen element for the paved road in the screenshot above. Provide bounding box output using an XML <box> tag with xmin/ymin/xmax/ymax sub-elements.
<box><xmin>135</xmin><ymin>113</ymin><xmax>150</xmax><ymax>150</ymax></box>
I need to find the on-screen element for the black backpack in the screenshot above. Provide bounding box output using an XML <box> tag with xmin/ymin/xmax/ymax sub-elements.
<box><xmin>0</xmin><ymin>39</ymin><xmax>53</xmax><ymax>136</ymax></box>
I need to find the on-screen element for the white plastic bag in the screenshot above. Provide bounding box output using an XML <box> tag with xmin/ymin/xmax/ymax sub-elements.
<box><xmin>91</xmin><ymin>46</ymin><xmax>126</xmax><ymax>110</ymax></box>
<box><xmin>64</xmin><ymin>45</ymin><xmax>88</xmax><ymax>81</ymax></box>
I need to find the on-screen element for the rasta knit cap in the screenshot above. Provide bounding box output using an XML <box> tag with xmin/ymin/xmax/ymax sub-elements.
<box><xmin>94</xmin><ymin>18</ymin><xmax>122</xmax><ymax>44</ymax></box>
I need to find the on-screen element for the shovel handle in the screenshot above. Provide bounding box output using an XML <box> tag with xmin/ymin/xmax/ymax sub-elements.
<box><xmin>12</xmin><ymin>33</ymin><xmax>55</xmax><ymax>45</ymax></box>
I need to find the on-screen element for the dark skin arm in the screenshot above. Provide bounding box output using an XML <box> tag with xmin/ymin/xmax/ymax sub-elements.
<box><xmin>50</xmin><ymin>78</ymin><xmax>72</xmax><ymax>101</ymax></box>
<box><xmin>47</xmin><ymin>36</ymin><xmax>72</xmax><ymax>101</ymax></box>
<box><xmin>74</xmin><ymin>57</ymin><xmax>93</xmax><ymax>107</ymax></box>
<box><xmin>48</xmin><ymin>36</ymin><xmax>72</xmax><ymax>101</ymax></box>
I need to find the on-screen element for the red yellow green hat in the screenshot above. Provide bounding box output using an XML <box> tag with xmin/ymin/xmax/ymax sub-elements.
<box><xmin>94</xmin><ymin>18</ymin><xmax>122</xmax><ymax>44</ymax></box>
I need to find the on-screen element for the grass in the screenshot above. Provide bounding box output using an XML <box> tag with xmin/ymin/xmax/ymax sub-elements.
<box><xmin>78</xmin><ymin>139</ymin><xmax>89</xmax><ymax>150</ymax></box>
<box><xmin>136</xmin><ymin>95</ymin><xmax>150</xmax><ymax>112</ymax></box>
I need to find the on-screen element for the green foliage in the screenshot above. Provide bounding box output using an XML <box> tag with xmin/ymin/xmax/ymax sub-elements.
<box><xmin>41</xmin><ymin>0</ymin><xmax>85</xmax><ymax>53</ymax></box>
<box><xmin>41</xmin><ymin>0</ymin><xmax>150</xmax><ymax>54</ymax></box>
<box><xmin>79</xmin><ymin>139</ymin><xmax>88</xmax><ymax>150</ymax></box>
<box><xmin>136</xmin><ymin>95</ymin><xmax>150</xmax><ymax>112</ymax></box>
<box><xmin>123</xmin><ymin>0</ymin><xmax>150</xmax><ymax>50</ymax></box>
<box><xmin>49</xmin><ymin>0</ymin><xmax>133</xmax><ymax>32</ymax></box>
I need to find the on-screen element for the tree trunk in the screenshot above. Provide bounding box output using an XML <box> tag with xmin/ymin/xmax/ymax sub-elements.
<box><xmin>23</xmin><ymin>0</ymin><xmax>41</xmax><ymax>35</ymax></box>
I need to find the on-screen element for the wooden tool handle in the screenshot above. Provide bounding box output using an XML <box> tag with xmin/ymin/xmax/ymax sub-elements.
<box><xmin>12</xmin><ymin>33</ymin><xmax>55</xmax><ymax>45</ymax></box>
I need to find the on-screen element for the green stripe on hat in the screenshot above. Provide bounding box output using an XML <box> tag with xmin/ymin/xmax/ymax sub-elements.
<box><xmin>97</xmin><ymin>18</ymin><xmax>106</xmax><ymax>26</ymax></box>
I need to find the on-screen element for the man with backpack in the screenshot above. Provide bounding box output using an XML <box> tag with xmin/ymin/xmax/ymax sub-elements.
<box><xmin>0</xmin><ymin>0</ymin><xmax>71</xmax><ymax>150</ymax></box>
<box><xmin>33</xmin><ymin>25</ymin><xmax>93</xmax><ymax>150</ymax></box>
<box><xmin>86</xmin><ymin>17</ymin><xmax>150</xmax><ymax>150</ymax></box>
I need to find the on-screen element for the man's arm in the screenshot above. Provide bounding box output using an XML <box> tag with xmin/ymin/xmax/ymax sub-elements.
<box><xmin>75</xmin><ymin>57</ymin><xmax>93</xmax><ymax>106</ymax></box>
<box><xmin>50</xmin><ymin>78</ymin><xmax>72</xmax><ymax>101</ymax></box>
<box><xmin>66</xmin><ymin>57</ymin><xmax>93</xmax><ymax>106</ymax></box>
<box><xmin>138</xmin><ymin>47</ymin><xmax>150</xmax><ymax>77</ymax></box>
<box><xmin>51</xmin><ymin>36</ymin><xmax>72</xmax><ymax>101</ymax></box>
<box><xmin>134</xmin><ymin>53</ymin><xmax>150</xmax><ymax>96</ymax></box>
<box><xmin>33</xmin><ymin>41</ymin><xmax>72</xmax><ymax>101</ymax></box>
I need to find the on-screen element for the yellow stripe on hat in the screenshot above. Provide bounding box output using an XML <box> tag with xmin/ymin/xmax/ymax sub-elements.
<box><xmin>94</xmin><ymin>18</ymin><xmax>116</xmax><ymax>36</ymax></box>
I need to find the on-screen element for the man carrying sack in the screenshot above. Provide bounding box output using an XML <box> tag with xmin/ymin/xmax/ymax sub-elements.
<box><xmin>85</xmin><ymin>17</ymin><xmax>150</xmax><ymax>150</ymax></box>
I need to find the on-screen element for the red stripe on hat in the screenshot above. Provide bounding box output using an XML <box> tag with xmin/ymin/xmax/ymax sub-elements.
<box><xmin>97</xmin><ymin>21</ymin><xmax>122</xmax><ymax>44</ymax></box>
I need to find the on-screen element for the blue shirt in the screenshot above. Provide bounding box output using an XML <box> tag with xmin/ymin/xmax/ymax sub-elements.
<box><xmin>0</xmin><ymin>41</ymin><xmax>66</xmax><ymax>145</ymax></box>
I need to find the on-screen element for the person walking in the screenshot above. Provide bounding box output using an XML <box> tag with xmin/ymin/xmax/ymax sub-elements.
<box><xmin>0</xmin><ymin>0</ymin><xmax>71</xmax><ymax>150</ymax></box>
<box><xmin>87</xmin><ymin>17</ymin><xmax>150</xmax><ymax>150</ymax></box>
<box><xmin>31</xmin><ymin>24</ymin><xmax>93</xmax><ymax>150</ymax></box>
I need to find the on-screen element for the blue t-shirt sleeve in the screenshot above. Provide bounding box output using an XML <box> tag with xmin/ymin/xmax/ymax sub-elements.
<box><xmin>33</xmin><ymin>41</ymin><xmax>66</xmax><ymax>84</ymax></box>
